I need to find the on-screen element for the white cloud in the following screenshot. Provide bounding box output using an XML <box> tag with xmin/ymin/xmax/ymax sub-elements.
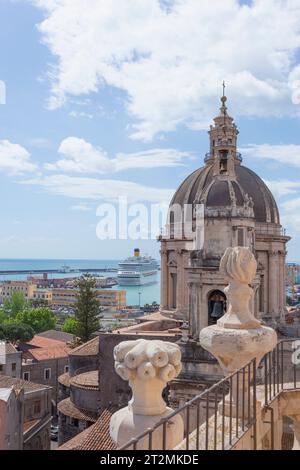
<box><xmin>21</xmin><ymin>174</ymin><xmax>174</xmax><ymax>203</ymax></box>
<box><xmin>280</xmin><ymin>196</ymin><xmax>300</xmax><ymax>235</ymax></box>
<box><xmin>45</xmin><ymin>137</ymin><xmax>113</xmax><ymax>173</ymax></box>
<box><xmin>241</xmin><ymin>144</ymin><xmax>300</xmax><ymax>168</ymax></box>
<box><xmin>45</xmin><ymin>136</ymin><xmax>190</xmax><ymax>173</ymax></box>
<box><xmin>30</xmin><ymin>0</ymin><xmax>300</xmax><ymax>140</ymax></box>
<box><xmin>0</xmin><ymin>140</ymin><xmax>37</xmax><ymax>174</ymax></box>
<box><xmin>264</xmin><ymin>180</ymin><xmax>300</xmax><ymax>197</ymax></box>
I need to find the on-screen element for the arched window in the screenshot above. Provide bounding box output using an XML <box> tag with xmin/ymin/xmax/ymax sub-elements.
<box><xmin>208</xmin><ymin>290</ymin><xmax>227</xmax><ymax>325</ymax></box>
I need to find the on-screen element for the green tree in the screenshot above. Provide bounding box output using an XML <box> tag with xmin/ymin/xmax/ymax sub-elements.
<box><xmin>15</xmin><ymin>308</ymin><xmax>56</xmax><ymax>334</ymax></box>
<box><xmin>0</xmin><ymin>323</ymin><xmax>34</xmax><ymax>342</ymax></box>
<box><xmin>62</xmin><ymin>318</ymin><xmax>79</xmax><ymax>335</ymax></box>
<box><xmin>74</xmin><ymin>275</ymin><xmax>101</xmax><ymax>342</ymax></box>
<box><xmin>3</xmin><ymin>291</ymin><xmax>27</xmax><ymax>317</ymax></box>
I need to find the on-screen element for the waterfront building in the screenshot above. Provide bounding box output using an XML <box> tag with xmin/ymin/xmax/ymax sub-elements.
<box><xmin>51</xmin><ymin>287</ymin><xmax>126</xmax><ymax>310</ymax></box>
<box><xmin>0</xmin><ymin>280</ymin><xmax>37</xmax><ymax>303</ymax></box>
<box><xmin>31</xmin><ymin>288</ymin><xmax>53</xmax><ymax>303</ymax></box>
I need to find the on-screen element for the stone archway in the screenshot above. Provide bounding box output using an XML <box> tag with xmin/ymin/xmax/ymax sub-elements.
<box><xmin>208</xmin><ymin>290</ymin><xmax>227</xmax><ymax>325</ymax></box>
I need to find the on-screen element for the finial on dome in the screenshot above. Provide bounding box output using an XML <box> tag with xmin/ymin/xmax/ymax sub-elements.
<box><xmin>220</xmin><ymin>81</ymin><xmax>227</xmax><ymax>115</ymax></box>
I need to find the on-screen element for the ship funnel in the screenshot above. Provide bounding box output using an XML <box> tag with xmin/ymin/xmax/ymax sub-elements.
<box><xmin>134</xmin><ymin>248</ymin><xmax>140</xmax><ymax>257</ymax></box>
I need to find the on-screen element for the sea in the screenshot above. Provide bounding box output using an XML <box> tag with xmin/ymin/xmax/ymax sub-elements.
<box><xmin>0</xmin><ymin>259</ymin><xmax>160</xmax><ymax>307</ymax></box>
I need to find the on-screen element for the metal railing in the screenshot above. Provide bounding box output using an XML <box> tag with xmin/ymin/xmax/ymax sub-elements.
<box><xmin>120</xmin><ymin>339</ymin><xmax>300</xmax><ymax>451</ymax></box>
<box><xmin>120</xmin><ymin>359</ymin><xmax>257</xmax><ymax>451</ymax></box>
<box><xmin>262</xmin><ymin>339</ymin><xmax>300</xmax><ymax>406</ymax></box>
<box><xmin>204</xmin><ymin>152</ymin><xmax>242</xmax><ymax>163</ymax></box>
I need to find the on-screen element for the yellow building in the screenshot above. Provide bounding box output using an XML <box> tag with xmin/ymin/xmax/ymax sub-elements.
<box><xmin>51</xmin><ymin>288</ymin><xmax>126</xmax><ymax>309</ymax></box>
<box><xmin>32</xmin><ymin>289</ymin><xmax>53</xmax><ymax>303</ymax></box>
<box><xmin>0</xmin><ymin>281</ymin><xmax>37</xmax><ymax>302</ymax></box>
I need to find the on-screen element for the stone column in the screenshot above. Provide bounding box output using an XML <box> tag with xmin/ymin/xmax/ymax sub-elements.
<box><xmin>175</xmin><ymin>249</ymin><xmax>185</xmax><ymax>319</ymax></box>
<box><xmin>200</xmin><ymin>247</ymin><xmax>277</xmax><ymax>418</ymax></box>
<box><xmin>279</xmin><ymin>251</ymin><xmax>287</xmax><ymax>320</ymax></box>
<box><xmin>160</xmin><ymin>246</ymin><xmax>168</xmax><ymax>311</ymax></box>
<box><xmin>268</xmin><ymin>250</ymin><xmax>278</xmax><ymax>319</ymax></box>
<box><xmin>188</xmin><ymin>281</ymin><xmax>199</xmax><ymax>340</ymax></box>
<box><xmin>110</xmin><ymin>339</ymin><xmax>184</xmax><ymax>450</ymax></box>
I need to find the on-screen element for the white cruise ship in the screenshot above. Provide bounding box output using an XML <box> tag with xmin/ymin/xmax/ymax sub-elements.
<box><xmin>117</xmin><ymin>249</ymin><xmax>159</xmax><ymax>286</ymax></box>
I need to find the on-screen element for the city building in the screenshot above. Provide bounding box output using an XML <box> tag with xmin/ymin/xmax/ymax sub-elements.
<box><xmin>51</xmin><ymin>287</ymin><xmax>126</xmax><ymax>310</ymax></box>
<box><xmin>31</xmin><ymin>288</ymin><xmax>53</xmax><ymax>303</ymax></box>
<box><xmin>0</xmin><ymin>386</ymin><xmax>23</xmax><ymax>450</ymax></box>
<box><xmin>0</xmin><ymin>342</ymin><xmax>22</xmax><ymax>378</ymax></box>
<box><xmin>0</xmin><ymin>281</ymin><xmax>37</xmax><ymax>303</ymax></box>
<box><xmin>0</xmin><ymin>375</ymin><xmax>51</xmax><ymax>450</ymax></box>
<box><xmin>20</xmin><ymin>334</ymin><xmax>71</xmax><ymax>410</ymax></box>
<box><xmin>57</xmin><ymin>337</ymin><xmax>100</xmax><ymax>445</ymax></box>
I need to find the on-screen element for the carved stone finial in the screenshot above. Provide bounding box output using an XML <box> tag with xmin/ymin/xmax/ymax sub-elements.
<box><xmin>200</xmin><ymin>247</ymin><xmax>277</xmax><ymax>418</ymax></box>
<box><xmin>218</xmin><ymin>246</ymin><xmax>260</xmax><ymax>329</ymax></box>
<box><xmin>110</xmin><ymin>339</ymin><xmax>184</xmax><ymax>449</ymax></box>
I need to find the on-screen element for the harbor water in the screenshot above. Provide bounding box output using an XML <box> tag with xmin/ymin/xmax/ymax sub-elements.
<box><xmin>0</xmin><ymin>259</ymin><xmax>160</xmax><ymax>306</ymax></box>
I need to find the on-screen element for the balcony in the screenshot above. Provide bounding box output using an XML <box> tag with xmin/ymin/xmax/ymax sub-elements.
<box><xmin>119</xmin><ymin>339</ymin><xmax>300</xmax><ymax>451</ymax></box>
<box><xmin>204</xmin><ymin>152</ymin><xmax>242</xmax><ymax>164</ymax></box>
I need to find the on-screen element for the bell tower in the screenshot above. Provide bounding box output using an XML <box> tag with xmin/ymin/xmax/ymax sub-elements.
<box><xmin>207</xmin><ymin>83</ymin><xmax>241</xmax><ymax>179</ymax></box>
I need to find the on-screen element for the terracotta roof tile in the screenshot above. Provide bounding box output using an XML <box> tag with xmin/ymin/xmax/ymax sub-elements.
<box><xmin>21</xmin><ymin>334</ymin><xmax>71</xmax><ymax>361</ymax></box>
<box><xmin>4</xmin><ymin>343</ymin><xmax>19</xmax><ymax>354</ymax></box>
<box><xmin>69</xmin><ymin>337</ymin><xmax>99</xmax><ymax>356</ymax></box>
<box><xmin>0</xmin><ymin>375</ymin><xmax>51</xmax><ymax>393</ymax></box>
<box><xmin>23</xmin><ymin>345</ymin><xmax>71</xmax><ymax>361</ymax></box>
<box><xmin>58</xmin><ymin>372</ymin><xmax>71</xmax><ymax>387</ymax></box>
<box><xmin>58</xmin><ymin>407</ymin><xmax>117</xmax><ymax>450</ymax></box>
<box><xmin>37</xmin><ymin>330</ymin><xmax>75</xmax><ymax>344</ymax></box>
<box><xmin>58</xmin><ymin>397</ymin><xmax>98</xmax><ymax>422</ymax></box>
<box><xmin>27</xmin><ymin>335</ymin><xmax>68</xmax><ymax>348</ymax></box>
<box><xmin>137</xmin><ymin>312</ymin><xmax>182</xmax><ymax>323</ymax></box>
<box><xmin>70</xmin><ymin>371</ymin><xmax>99</xmax><ymax>391</ymax></box>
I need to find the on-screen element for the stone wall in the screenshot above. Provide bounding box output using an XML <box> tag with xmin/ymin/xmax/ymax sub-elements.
<box><xmin>22</xmin><ymin>356</ymin><xmax>68</xmax><ymax>404</ymax></box>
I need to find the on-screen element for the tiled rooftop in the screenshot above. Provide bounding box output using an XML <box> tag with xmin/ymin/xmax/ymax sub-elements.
<box><xmin>4</xmin><ymin>342</ymin><xmax>19</xmax><ymax>355</ymax></box>
<box><xmin>0</xmin><ymin>375</ymin><xmax>51</xmax><ymax>393</ymax></box>
<box><xmin>57</xmin><ymin>397</ymin><xmax>98</xmax><ymax>422</ymax></box>
<box><xmin>70</xmin><ymin>371</ymin><xmax>99</xmax><ymax>391</ymax></box>
<box><xmin>22</xmin><ymin>335</ymin><xmax>71</xmax><ymax>361</ymax></box>
<box><xmin>58</xmin><ymin>407</ymin><xmax>117</xmax><ymax>450</ymax></box>
<box><xmin>58</xmin><ymin>372</ymin><xmax>71</xmax><ymax>388</ymax></box>
<box><xmin>37</xmin><ymin>330</ymin><xmax>75</xmax><ymax>344</ymax></box>
<box><xmin>69</xmin><ymin>336</ymin><xmax>99</xmax><ymax>356</ymax></box>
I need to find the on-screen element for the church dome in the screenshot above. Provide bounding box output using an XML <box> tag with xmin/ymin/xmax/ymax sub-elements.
<box><xmin>171</xmin><ymin>162</ymin><xmax>280</xmax><ymax>224</ymax></box>
<box><xmin>170</xmin><ymin>93</ymin><xmax>280</xmax><ymax>225</ymax></box>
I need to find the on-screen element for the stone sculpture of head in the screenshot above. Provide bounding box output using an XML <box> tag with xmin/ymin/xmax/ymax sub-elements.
<box><xmin>114</xmin><ymin>339</ymin><xmax>182</xmax><ymax>415</ymax></box>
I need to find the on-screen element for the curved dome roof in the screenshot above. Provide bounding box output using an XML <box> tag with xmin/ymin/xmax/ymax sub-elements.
<box><xmin>171</xmin><ymin>163</ymin><xmax>280</xmax><ymax>224</ymax></box>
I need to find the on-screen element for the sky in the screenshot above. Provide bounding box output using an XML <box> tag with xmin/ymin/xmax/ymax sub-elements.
<box><xmin>0</xmin><ymin>0</ymin><xmax>300</xmax><ymax>261</ymax></box>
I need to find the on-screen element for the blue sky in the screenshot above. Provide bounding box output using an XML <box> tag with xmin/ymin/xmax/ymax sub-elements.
<box><xmin>0</xmin><ymin>0</ymin><xmax>300</xmax><ymax>261</ymax></box>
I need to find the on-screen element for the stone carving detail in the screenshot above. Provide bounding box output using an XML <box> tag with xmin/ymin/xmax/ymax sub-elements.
<box><xmin>114</xmin><ymin>339</ymin><xmax>182</xmax><ymax>415</ymax></box>
<box><xmin>200</xmin><ymin>247</ymin><xmax>277</xmax><ymax>418</ymax></box>
<box><xmin>218</xmin><ymin>246</ymin><xmax>260</xmax><ymax>329</ymax></box>
<box><xmin>110</xmin><ymin>339</ymin><xmax>184</xmax><ymax>449</ymax></box>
